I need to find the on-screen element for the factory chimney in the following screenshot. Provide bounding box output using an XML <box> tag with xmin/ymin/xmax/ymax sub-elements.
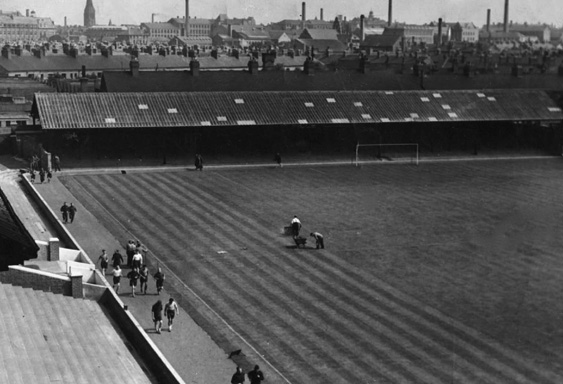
<box><xmin>185</xmin><ymin>0</ymin><xmax>189</xmax><ymax>37</ymax></box>
<box><xmin>320</xmin><ymin>8</ymin><xmax>323</xmax><ymax>21</ymax></box>
<box><xmin>64</xmin><ymin>16</ymin><xmax>67</xmax><ymax>27</ymax></box>
<box><xmin>360</xmin><ymin>14</ymin><xmax>365</xmax><ymax>42</ymax></box>
<box><xmin>437</xmin><ymin>18</ymin><xmax>442</xmax><ymax>46</ymax></box>
<box><xmin>486</xmin><ymin>9</ymin><xmax>491</xmax><ymax>32</ymax></box>
<box><xmin>388</xmin><ymin>0</ymin><xmax>393</xmax><ymax>27</ymax></box>
<box><xmin>302</xmin><ymin>2</ymin><xmax>306</xmax><ymax>29</ymax></box>
<box><xmin>503</xmin><ymin>0</ymin><xmax>509</xmax><ymax>33</ymax></box>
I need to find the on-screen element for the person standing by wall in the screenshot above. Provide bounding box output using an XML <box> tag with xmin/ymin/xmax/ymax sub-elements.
<box><xmin>53</xmin><ymin>155</ymin><xmax>61</xmax><ymax>172</ymax></box>
<box><xmin>274</xmin><ymin>153</ymin><xmax>282</xmax><ymax>167</ymax></box>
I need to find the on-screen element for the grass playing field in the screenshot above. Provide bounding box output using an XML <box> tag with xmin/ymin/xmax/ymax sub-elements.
<box><xmin>60</xmin><ymin>158</ymin><xmax>563</xmax><ymax>384</ymax></box>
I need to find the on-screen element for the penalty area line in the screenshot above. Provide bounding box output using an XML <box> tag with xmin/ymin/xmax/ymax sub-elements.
<box><xmin>71</xmin><ymin>179</ymin><xmax>293</xmax><ymax>384</ymax></box>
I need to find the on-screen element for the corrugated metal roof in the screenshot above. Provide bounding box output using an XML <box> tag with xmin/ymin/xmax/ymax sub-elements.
<box><xmin>34</xmin><ymin>89</ymin><xmax>563</xmax><ymax>130</ymax></box>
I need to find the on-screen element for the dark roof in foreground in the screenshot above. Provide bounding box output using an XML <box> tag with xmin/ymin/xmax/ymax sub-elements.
<box><xmin>33</xmin><ymin>90</ymin><xmax>563</xmax><ymax>130</ymax></box>
<box><xmin>0</xmin><ymin>187</ymin><xmax>39</xmax><ymax>254</ymax></box>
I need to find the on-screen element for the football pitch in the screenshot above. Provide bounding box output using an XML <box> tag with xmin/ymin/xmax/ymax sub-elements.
<box><xmin>61</xmin><ymin>158</ymin><xmax>563</xmax><ymax>384</ymax></box>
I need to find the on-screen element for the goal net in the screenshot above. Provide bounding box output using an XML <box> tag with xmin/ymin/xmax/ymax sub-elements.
<box><xmin>355</xmin><ymin>143</ymin><xmax>419</xmax><ymax>166</ymax></box>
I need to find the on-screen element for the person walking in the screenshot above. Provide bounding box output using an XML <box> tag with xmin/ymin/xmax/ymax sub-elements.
<box><xmin>39</xmin><ymin>168</ymin><xmax>45</xmax><ymax>183</ymax></box>
<box><xmin>310</xmin><ymin>232</ymin><xmax>325</xmax><ymax>249</ymax></box>
<box><xmin>231</xmin><ymin>367</ymin><xmax>245</xmax><ymax>384</ymax></box>
<box><xmin>194</xmin><ymin>154</ymin><xmax>203</xmax><ymax>171</ymax></box>
<box><xmin>274</xmin><ymin>152</ymin><xmax>282</xmax><ymax>167</ymax></box>
<box><xmin>98</xmin><ymin>249</ymin><xmax>109</xmax><ymax>275</ymax></box>
<box><xmin>60</xmin><ymin>202</ymin><xmax>69</xmax><ymax>223</ymax></box>
<box><xmin>164</xmin><ymin>298</ymin><xmax>179</xmax><ymax>332</ymax></box>
<box><xmin>112</xmin><ymin>265</ymin><xmax>122</xmax><ymax>293</ymax></box>
<box><xmin>127</xmin><ymin>267</ymin><xmax>140</xmax><ymax>297</ymax></box>
<box><xmin>68</xmin><ymin>203</ymin><xmax>77</xmax><ymax>223</ymax></box>
<box><xmin>30</xmin><ymin>169</ymin><xmax>36</xmax><ymax>183</ymax></box>
<box><xmin>151</xmin><ymin>300</ymin><xmax>163</xmax><ymax>334</ymax></box>
<box><xmin>112</xmin><ymin>249</ymin><xmax>124</xmax><ymax>270</ymax></box>
<box><xmin>154</xmin><ymin>267</ymin><xmax>165</xmax><ymax>295</ymax></box>
<box><xmin>132</xmin><ymin>250</ymin><xmax>143</xmax><ymax>270</ymax></box>
<box><xmin>247</xmin><ymin>365</ymin><xmax>264</xmax><ymax>384</ymax></box>
<box><xmin>139</xmin><ymin>264</ymin><xmax>149</xmax><ymax>295</ymax></box>
<box><xmin>46</xmin><ymin>169</ymin><xmax>52</xmax><ymax>183</ymax></box>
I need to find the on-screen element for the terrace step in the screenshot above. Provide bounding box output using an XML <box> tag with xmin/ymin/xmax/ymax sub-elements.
<box><xmin>0</xmin><ymin>283</ymin><xmax>152</xmax><ymax>383</ymax></box>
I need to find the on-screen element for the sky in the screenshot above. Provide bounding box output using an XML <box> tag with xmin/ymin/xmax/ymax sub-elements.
<box><xmin>1</xmin><ymin>0</ymin><xmax>561</xmax><ymax>27</ymax></box>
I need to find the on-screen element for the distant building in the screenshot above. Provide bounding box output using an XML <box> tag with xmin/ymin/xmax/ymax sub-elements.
<box><xmin>360</xmin><ymin>30</ymin><xmax>402</xmax><ymax>52</ymax></box>
<box><xmin>169</xmin><ymin>17</ymin><xmax>212</xmax><ymax>37</ymax></box>
<box><xmin>116</xmin><ymin>27</ymin><xmax>149</xmax><ymax>45</ymax></box>
<box><xmin>85</xmin><ymin>25</ymin><xmax>127</xmax><ymax>42</ymax></box>
<box><xmin>84</xmin><ymin>0</ymin><xmax>96</xmax><ymax>28</ymax></box>
<box><xmin>451</xmin><ymin>22</ymin><xmax>479</xmax><ymax>43</ymax></box>
<box><xmin>385</xmin><ymin>25</ymin><xmax>435</xmax><ymax>45</ymax></box>
<box><xmin>140</xmin><ymin>22</ymin><xmax>179</xmax><ymax>42</ymax></box>
<box><xmin>0</xmin><ymin>11</ymin><xmax>56</xmax><ymax>42</ymax></box>
<box><xmin>509</xmin><ymin>24</ymin><xmax>551</xmax><ymax>43</ymax></box>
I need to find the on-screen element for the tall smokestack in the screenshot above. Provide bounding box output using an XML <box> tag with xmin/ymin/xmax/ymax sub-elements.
<box><xmin>503</xmin><ymin>0</ymin><xmax>509</xmax><ymax>33</ymax></box>
<box><xmin>185</xmin><ymin>0</ymin><xmax>189</xmax><ymax>37</ymax></box>
<box><xmin>64</xmin><ymin>16</ymin><xmax>67</xmax><ymax>27</ymax></box>
<box><xmin>302</xmin><ymin>2</ymin><xmax>306</xmax><ymax>28</ymax></box>
<box><xmin>486</xmin><ymin>9</ymin><xmax>491</xmax><ymax>32</ymax></box>
<box><xmin>360</xmin><ymin>14</ymin><xmax>365</xmax><ymax>42</ymax></box>
<box><xmin>320</xmin><ymin>8</ymin><xmax>323</xmax><ymax>21</ymax></box>
<box><xmin>388</xmin><ymin>0</ymin><xmax>393</xmax><ymax>26</ymax></box>
<box><xmin>438</xmin><ymin>18</ymin><xmax>443</xmax><ymax>46</ymax></box>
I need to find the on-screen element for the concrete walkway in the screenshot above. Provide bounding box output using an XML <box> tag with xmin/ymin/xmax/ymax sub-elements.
<box><xmin>0</xmin><ymin>157</ymin><xmax>236</xmax><ymax>384</ymax></box>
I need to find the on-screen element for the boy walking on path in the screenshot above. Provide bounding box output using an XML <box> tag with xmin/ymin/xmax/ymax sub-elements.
<box><xmin>139</xmin><ymin>265</ymin><xmax>149</xmax><ymax>294</ymax></box>
<box><xmin>127</xmin><ymin>267</ymin><xmax>140</xmax><ymax>297</ymax></box>
<box><xmin>151</xmin><ymin>300</ymin><xmax>163</xmax><ymax>334</ymax></box>
<box><xmin>68</xmin><ymin>203</ymin><xmax>77</xmax><ymax>223</ymax></box>
<box><xmin>98</xmin><ymin>250</ymin><xmax>109</xmax><ymax>275</ymax></box>
<box><xmin>164</xmin><ymin>298</ymin><xmax>179</xmax><ymax>332</ymax></box>
<box><xmin>60</xmin><ymin>202</ymin><xmax>69</xmax><ymax>223</ymax></box>
<box><xmin>154</xmin><ymin>267</ymin><xmax>165</xmax><ymax>295</ymax></box>
<box><xmin>248</xmin><ymin>365</ymin><xmax>265</xmax><ymax>384</ymax></box>
<box><xmin>112</xmin><ymin>249</ymin><xmax>123</xmax><ymax>270</ymax></box>
<box><xmin>112</xmin><ymin>265</ymin><xmax>122</xmax><ymax>293</ymax></box>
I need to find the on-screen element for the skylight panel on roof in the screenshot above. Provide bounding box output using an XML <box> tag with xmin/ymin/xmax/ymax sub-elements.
<box><xmin>217</xmin><ymin>116</ymin><xmax>227</xmax><ymax>121</ymax></box>
<box><xmin>404</xmin><ymin>118</ymin><xmax>413</xmax><ymax>122</ymax></box>
<box><xmin>487</xmin><ymin>97</ymin><xmax>496</xmax><ymax>101</ymax></box>
<box><xmin>385</xmin><ymin>91</ymin><xmax>394</xmax><ymax>95</ymax></box>
<box><xmin>361</xmin><ymin>114</ymin><xmax>371</xmax><ymax>120</ymax></box>
<box><xmin>410</xmin><ymin>113</ymin><xmax>419</xmax><ymax>118</ymax></box>
<box><xmin>332</xmin><ymin>118</ymin><xmax>350</xmax><ymax>124</ymax></box>
<box><xmin>326</xmin><ymin>98</ymin><xmax>336</xmax><ymax>103</ymax></box>
<box><xmin>448</xmin><ymin>112</ymin><xmax>458</xmax><ymax>118</ymax></box>
<box><xmin>234</xmin><ymin>98</ymin><xmax>244</xmax><ymax>104</ymax></box>
<box><xmin>105</xmin><ymin>118</ymin><xmax>116</xmax><ymax>123</ymax></box>
<box><xmin>237</xmin><ymin>120</ymin><xmax>256</xmax><ymax>125</ymax></box>
<box><xmin>380</xmin><ymin>118</ymin><xmax>391</xmax><ymax>122</ymax></box>
<box><xmin>442</xmin><ymin>104</ymin><xmax>451</xmax><ymax>110</ymax></box>
<box><xmin>138</xmin><ymin>104</ymin><xmax>149</xmax><ymax>110</ymax></box>
<box><xmin>548</xmin><ymin>107</ymin><xmax>562</xmax><ymax>112</ymax></box>
<box><xmin>476</xmin><ymin>93</ymin><xmax>486</xmax><ymax>98</ymax></box>
<box><xmin>433</xmin><ymin>93</ymin><xmax>442</xmax><ymax>98</ymax></box>
<box><xmin>168</xmin><ymin>108</ymin><xmax>178</xmax><ymax>114</ymax></box>
<box><xmin>420</xmin><ymin>97</ymin><xmax>430</xmax><ymax>102</ymax></box>
<box><xmin>428</xmin><ymin>117</ymin><xmax>438</xmax><ymax>122</ymax></box>
<box><xmin>304</xmin><ymin>102</ymin><xmax>314</xmax><ymax>107</ymax></box>
<box><xmin>201</xmin><ymin>121</ymin><xmax>211</xmax><ymax>126</ymax></box>
<box><xmin>298</xmin><ymin>119</ymin><xmax>308</xmax><ymax>124</ymax></box>
<box><xmin>354</xmin><ymin>102</ymin><xmax>363</xmax><ymax>107</ymax></box>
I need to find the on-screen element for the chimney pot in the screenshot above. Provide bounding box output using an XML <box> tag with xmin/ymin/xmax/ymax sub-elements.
<box><xmin>130</xmin><ymin>58</ymin><xmax>140</xmax><ymax>77</ymax></box>
<box><xmin>248</xmin><ymin>57</ymin><xmax>259</xmax><ymax>74</ymax></box>
<box><xmin>189</xmin><ymin>59</ymin><xmax>200</xmax><ymax>76</ymax></box>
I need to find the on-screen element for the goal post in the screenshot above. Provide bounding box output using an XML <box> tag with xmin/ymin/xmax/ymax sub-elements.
<box><xmin>355</xmin><ymin>143</ymin><xmax>419</xmax><ymax>166</ymax></box>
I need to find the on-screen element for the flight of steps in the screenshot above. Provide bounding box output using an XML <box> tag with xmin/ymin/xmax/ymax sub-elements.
<box><xmin>0</xmin><ymin>283</ymin><xmax>153</xmax><ymax>384</ymax></box>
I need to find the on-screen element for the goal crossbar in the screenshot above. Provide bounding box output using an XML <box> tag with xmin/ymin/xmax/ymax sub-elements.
<box><xmin>355</xmin><ymin>143</ymin><xmax>419</xmax><ymax>166</ymax></box>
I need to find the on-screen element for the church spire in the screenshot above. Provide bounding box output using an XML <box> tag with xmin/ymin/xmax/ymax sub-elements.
<box><xmin>84</xmin><ymin>0</ymin><xmax>96</xmax><ymax>27</ymax></box>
